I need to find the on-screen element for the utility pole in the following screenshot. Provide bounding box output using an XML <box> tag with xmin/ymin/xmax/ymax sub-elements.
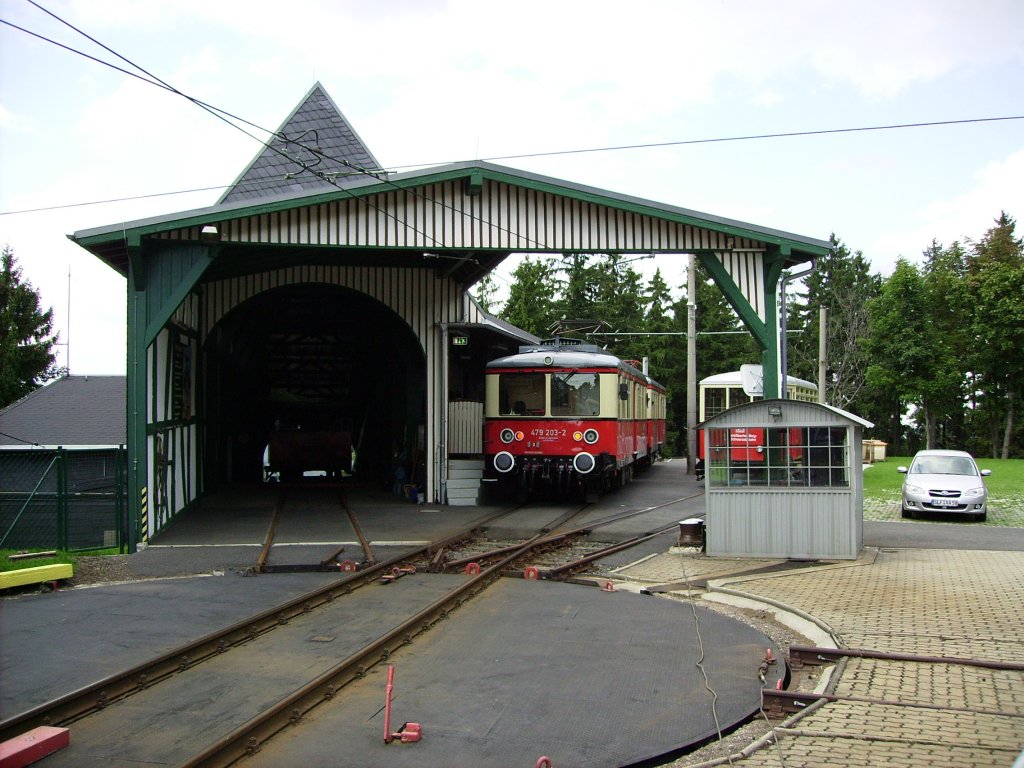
<box><xmin>818</xmin><ymin>306</ymin><xmax>827</xmax><ymax>404</ymax></box>
<box><xmin>687</xmin><ymin>253</ymin><xmax>697</xmax><ymax>473</ymax></box>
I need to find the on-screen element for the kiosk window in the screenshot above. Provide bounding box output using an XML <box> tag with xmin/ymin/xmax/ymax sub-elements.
<box><xmin>708</xmin><ymin>425</ymin><xmax>850</xmax><ymax>488</ymax></box>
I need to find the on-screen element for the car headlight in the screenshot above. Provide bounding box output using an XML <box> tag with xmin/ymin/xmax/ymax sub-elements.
<box><xmin>963</xmin><ymin>486</ymin><xmax>985</xmax><ymax>499</ymax></box>
<box><xmin>905</xmin><ymin>484</ymin><xmax>924</xmax><ymax>495</ymax></box>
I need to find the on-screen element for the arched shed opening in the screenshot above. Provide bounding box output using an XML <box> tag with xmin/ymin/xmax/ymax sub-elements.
<box><xmin>203</xmin><ymin>283</ymin><xmax>425</xmax><ymax>488</ymax></box>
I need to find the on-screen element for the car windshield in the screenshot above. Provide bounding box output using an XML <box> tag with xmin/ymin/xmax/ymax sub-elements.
<box><xmin>912</xmin><ymin>456</ymin><xmax>977</xmax><ymax>476</ymax></box>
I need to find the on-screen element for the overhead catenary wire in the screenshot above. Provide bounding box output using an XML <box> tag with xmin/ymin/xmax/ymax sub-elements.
<box><xmin>5</xmin><ymin>5</ymin><xmax>462</xmax><ymax>248</ymax></box>
<box><xmin>2</xmin><ymin>10</ymin><xmax>1021</xmax><ymax>221</ymax></box>
<box><xmin>10</xmin><ymin>4</ymin><xmax>561</xmax><ymax>255</ymax></box>
<box><xmin>12</xmin><ymin>1</ymin><xmax>560</xmax><ymax>256</ymax></box>
<box><xmin>4</xmin><ymin>111</ymin><xmax>1022</xmax><ymax>218</ymax></box>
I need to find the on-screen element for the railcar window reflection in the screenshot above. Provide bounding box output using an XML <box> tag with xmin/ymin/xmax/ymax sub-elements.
<box><xmin>703</xmin><ymin>388</ymin><xmax>726</xmax><ymax>418</ymax></box>
<box><xmin>550</xmin><ymin>372</ymin><xmax>601</xmax><ymax>417</ymax></box>
<box><xmin>708</xmin><ymin>426</ymin><xmax>850</xmax><ymax>488</ymax></box>
<box><xmin>498</xmin><ymin>373</ymin><xmax>546</xmax><ymax>416</ymax></box>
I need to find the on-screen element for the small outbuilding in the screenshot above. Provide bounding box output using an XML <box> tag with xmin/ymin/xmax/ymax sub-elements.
<box><xmin>0</xmin><ymin>376</ymin><xmax>127</xmax><ymax>550</ymax></box>
<box><xmin>699</xmin><ymin>398</ymin><xmax>873</xmax><ymax>560</ymax></box>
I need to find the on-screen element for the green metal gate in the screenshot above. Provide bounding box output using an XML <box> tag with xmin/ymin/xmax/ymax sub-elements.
<box><xmin>0</xmin><ymin>447</ymin><xmax>128</xmax><ymax>553</ymax></box>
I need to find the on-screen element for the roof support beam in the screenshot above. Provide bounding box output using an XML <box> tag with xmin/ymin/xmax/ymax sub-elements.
<box><xmin>699</xmin><ymin>246</ymin><xmax>789</xmax><ymax>399</ymax></box>
<box><xmin>143</xmin><ymin>244</ymin><xmax>217</xmax><ymax>347</ymax></box>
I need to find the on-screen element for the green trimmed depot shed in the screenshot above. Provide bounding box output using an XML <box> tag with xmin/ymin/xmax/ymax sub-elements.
<box><xmin>701</xmin><ymin>399</ymin><xmax>873</xmax><ymax>560</ymax></box>
<box><xmin>69</xmin><ymin>83</ymin><xmax>830</xmax><ymax>551</ymax></box>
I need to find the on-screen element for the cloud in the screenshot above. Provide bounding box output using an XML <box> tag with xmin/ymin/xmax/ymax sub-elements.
<box><xmin>0</xmin><ymin>104</ymin><xmax>34</xmax><ymax>132</ymax></box>
<box><xmin>869</xmin><ymin>147</ymin><xmax>1024</xmax><ymax>268</ymax></box>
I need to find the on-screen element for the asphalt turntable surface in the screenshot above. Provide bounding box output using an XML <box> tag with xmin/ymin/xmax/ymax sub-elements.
<box><xmin>3</xmin><ymin>460</ymin><xmax>1022</xmax><ymax>766</ymax></box>
<box><xmin>1</xmin><ymin>461</ymin><xmax>790</xmax><ymax>767</ymax></box>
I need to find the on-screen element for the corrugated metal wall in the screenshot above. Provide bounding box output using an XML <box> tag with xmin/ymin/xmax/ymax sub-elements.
<box><xmin>703</xmin><ymin>401</ymin><xmax>865</xmax><ymax>560</ymax></box>
<box><xmin>448</xmin><ymin>401</ymin><xmax>483</xmax><ymax>454</ymax></box>
<box><xmin>157</xmin><ymin>180</ymin><xmax>766</xmax><ymax>253</ymax></box>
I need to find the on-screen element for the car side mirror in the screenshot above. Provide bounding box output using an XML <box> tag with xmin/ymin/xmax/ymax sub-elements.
<box><xmin>980</xmin><ymin>469</ymin><xmax>992</xmax><ymax>476</ymax></box>
<box><xmin>896</xmin><ymin>466</ymin><xmax>908</xmax><ymax>474</ymax></box>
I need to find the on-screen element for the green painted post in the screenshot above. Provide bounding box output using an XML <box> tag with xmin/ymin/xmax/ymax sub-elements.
<box><xmin>56</xmin><ymin>448</ymin><xmax>67</xmax><ymax>551</ymax></box>
<box><xmin>126</xmin><ymin>246</ymin><xmax>148</xmax><ymax>554</ymax></box>
<box><xmin>760</xmin><ymin>255</ymin><xmax>786</xmax><ymax>399</ymax></box>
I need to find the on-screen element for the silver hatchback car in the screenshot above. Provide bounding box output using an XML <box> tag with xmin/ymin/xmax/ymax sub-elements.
<box><xmin>897</xmin><ymin>449</ymin><xmax>991</xmax><ymax>522</ymax></box>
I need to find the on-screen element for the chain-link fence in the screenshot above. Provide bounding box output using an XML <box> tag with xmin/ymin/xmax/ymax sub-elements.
<box><xmin>0</xmin><ymin>447</ymin><xmax>127</xmax><ymax>552</ymax></box>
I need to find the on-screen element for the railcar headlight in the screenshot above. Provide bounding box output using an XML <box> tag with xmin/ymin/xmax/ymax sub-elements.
<box><xmin>494</xmin><ymin>451</ymin><xmax>515</xmax><ymax>473</ymax></box>
<box><xmin>500</xmin><ymin>428</ymin><xmax>515</xmax><ymax>444</ymax></box>
<box><xmin>583</xmin><ymin>428</ymin><xmax>599</xmax><ymax>444</ymax></box>
<box><xmin>515</xmin><ymin>431</ymin><xmax>525</xmax><ymax>441</ymax></box>
<box><xmin>573</xmin><ymin>430</ymin><xmax>584</xmax><ymax>441</ymax></box>
<box><xmin>573</xmin><ymin>452</ymin><xmax>595</xmax><ymax>474</ymax></box>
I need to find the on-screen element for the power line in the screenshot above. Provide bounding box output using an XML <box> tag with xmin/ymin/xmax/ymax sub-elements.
<box><xmin>4</xmin><ymin>5</ymin><xmax>1021</xmax><ymax>247</ymax></box>
<box><xmin>392</xmin><ymin>115</ymin><xmax>1024</xmax><ymax>169</ymax></box>
<box><xmin>7</xmin><ymin>4</ymin><xmax>554</xmax><ymax>254</ymax></box>
<box><xmin>7</xmin><ymin>5</ymin><xmax>454</xmax><ymax>245</ymax></box>
<box><xmin>5</xmin><ymin>110</ymin><xmax>1022</xmax><ymax>218</ymax></box>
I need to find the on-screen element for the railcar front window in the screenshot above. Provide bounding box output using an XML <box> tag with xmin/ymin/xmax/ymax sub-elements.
<box><xmin>551</xmin><ymin>372</ymin><xmax>601</xmax><ymax>417</ymax></box>
<box><xmin>498</xmin><ymin>373</ymin><xmax>546</xmax><ymax>416</ymax></box>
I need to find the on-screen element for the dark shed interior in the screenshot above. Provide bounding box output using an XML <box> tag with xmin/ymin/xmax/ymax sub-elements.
<box><xmin>203</xmin><ymin>284</ymin><xmax>425</xmax><ymax>488</ymax></box>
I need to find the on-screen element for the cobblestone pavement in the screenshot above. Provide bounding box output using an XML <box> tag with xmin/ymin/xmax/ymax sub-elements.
<box><xmin>614</xmin><ymin>548</ymin><xmax>1024</xmax><ymax>767</ymax></box>
<box><xmin>863</xmin><ymin>493</ymin><xmax>1024</xmax><ymax>528</ymax></box>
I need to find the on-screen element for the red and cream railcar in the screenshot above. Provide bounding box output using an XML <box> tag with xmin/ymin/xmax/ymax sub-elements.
<box><xmin>696</xmin><ymin>370</ymin><xmax>817</xmax><ymax>480</ymax></box>
<box><xmin>483</xmin><ymin>339</ymin><xmax>666</xmax><ymax>499</ymax></box>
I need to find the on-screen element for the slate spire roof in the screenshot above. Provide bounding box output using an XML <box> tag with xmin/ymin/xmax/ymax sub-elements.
<box><xmin>218</xmin><ymin>82</ymin><xmax>383</xmax><ymax>205</ymax></box>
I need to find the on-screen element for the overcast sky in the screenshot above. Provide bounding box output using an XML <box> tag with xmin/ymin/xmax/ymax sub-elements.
<box><xmin>2</xmin><ymin>0</ymin><xmax>1022</xmax><ymax>375</ymax></box>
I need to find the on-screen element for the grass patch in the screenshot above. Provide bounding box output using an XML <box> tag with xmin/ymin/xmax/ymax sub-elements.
<box><xmin>864</xmin><ymin>457</ymin><xmax>1024</xmax><ymax>499</ymax></box>
<box><xmin>863</xmin><ymin>457</ymin><xmax>1024</xmax><ymax>526</ymax></box>
<box><xmin>0</xmin><ymin>548</ymin><xmax>120</xmax><ymax>573</ymax></box>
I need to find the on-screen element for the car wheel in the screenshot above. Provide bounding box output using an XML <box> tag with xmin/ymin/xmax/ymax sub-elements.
<box><xmin>901</xmin><ymin>506</ymin><xmax>914</xmax><ymax>519</ymax></box>
<box><xmin>975</xmin><ymin>511</ymin><xmax>987</xmax><ymax>522</ymax></box>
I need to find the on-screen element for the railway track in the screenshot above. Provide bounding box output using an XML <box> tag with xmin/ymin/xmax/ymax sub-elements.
<box><xmin>1</xmin><ymin>493</ymin><xmax>702</xmax><ymax>766</ymax></box>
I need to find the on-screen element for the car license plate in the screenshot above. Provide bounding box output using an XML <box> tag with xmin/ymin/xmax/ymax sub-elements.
<box><xmin>931</xmin><ymin>498</ymin><xmax>959</xmax><ymax>507</ymax></box>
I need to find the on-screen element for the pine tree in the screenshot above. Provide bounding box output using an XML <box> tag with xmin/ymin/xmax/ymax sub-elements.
<box><xmin>0</xmin><ymin>246</ymin><xmax>62</xmax><ymax>407</ymax></box>
<box><xmin>966</xmin><ymin>213</ymin><xmax>1024</xmax><ymax>458</ymax></box>
<box><xmin>499</xmin><ymin>256</ymin><xmax>560</xmax><ymax>338</ymax></box>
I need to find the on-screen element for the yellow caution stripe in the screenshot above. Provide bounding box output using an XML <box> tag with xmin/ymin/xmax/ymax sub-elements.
<box><xmin>0</xmin><ymin>563</ymin><xmax>74</xmax><ymax>590</ymax></box>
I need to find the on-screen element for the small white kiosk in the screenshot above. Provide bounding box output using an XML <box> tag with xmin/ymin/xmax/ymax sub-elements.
<box><xmin>700</xmin><ymin>399</ymin><xmax>873</xmax><ymax>560</ymax></box>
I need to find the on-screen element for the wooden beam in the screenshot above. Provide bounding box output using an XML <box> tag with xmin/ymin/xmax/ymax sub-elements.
<box><xmin>0</xmin><ymin>564</ymin><xmax>74</xmax><ymax>590</ymax></box>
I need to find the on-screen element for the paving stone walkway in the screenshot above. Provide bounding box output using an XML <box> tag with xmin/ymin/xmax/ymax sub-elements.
<box><xmin>614</xmin><ymin>547</ymin><xmax>1024</xmax><ymax>767</ymax></box>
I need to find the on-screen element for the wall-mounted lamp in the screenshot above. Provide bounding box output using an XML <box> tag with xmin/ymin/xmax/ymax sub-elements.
<box><xmin>768</xmin><ymin>405</ymin><xmax>783</xmax><ymax>421</ymax></box>
<box><xmin>201</xmin><ymin>225</ymin><xmax>220</xmax><ymax>242</ymax></box>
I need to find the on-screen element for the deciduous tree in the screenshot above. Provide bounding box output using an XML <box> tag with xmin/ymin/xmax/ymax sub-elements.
<box><xmin>787</xmin><ymin>235</ymin><xmax>880</xmax><ymax>412</ymax></box>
